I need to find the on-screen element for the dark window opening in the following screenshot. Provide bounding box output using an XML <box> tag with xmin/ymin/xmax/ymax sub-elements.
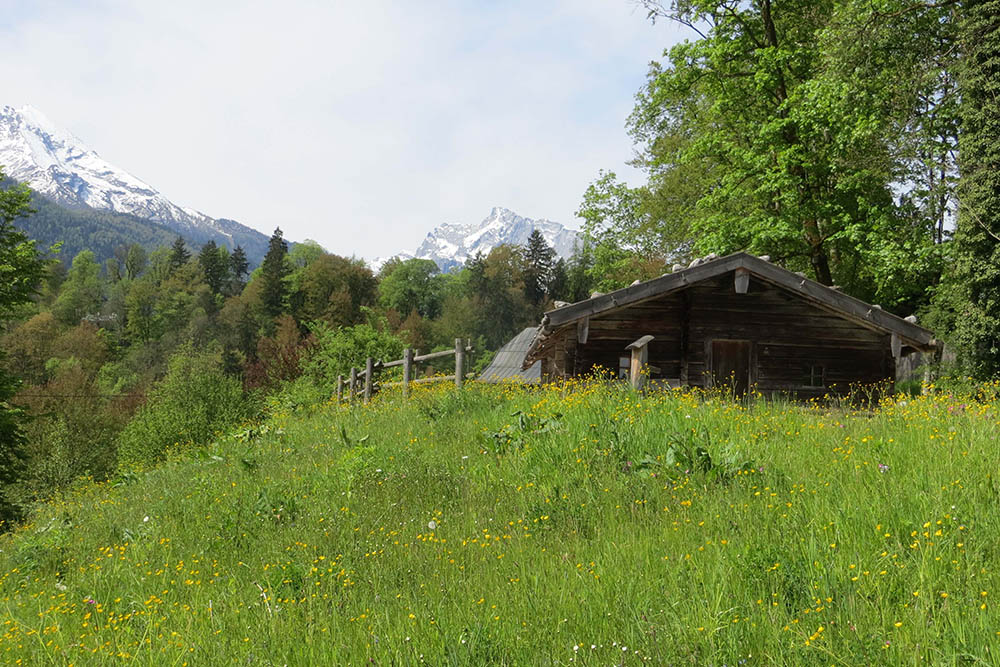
<box><xmin>806</xmin><ymin>365</ymin><xmax>825</xmax><ymax>387</ymax></box>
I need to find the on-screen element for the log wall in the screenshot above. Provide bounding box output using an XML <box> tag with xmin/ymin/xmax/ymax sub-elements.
<box><xmin>544</xmin><ymin>272</ymin><xmax>894</xmax><ymax>397</ymax></box>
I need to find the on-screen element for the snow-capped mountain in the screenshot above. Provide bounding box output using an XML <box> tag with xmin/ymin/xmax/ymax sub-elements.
<box><xmin>0</xmin><ymin>104</ymin><xmax>268</xmax><ymax>259</ymax></box>
<box><xmin>373</xmin><ymin>207</ymin><xmax>579</xmax><ymax>273</ymax></box>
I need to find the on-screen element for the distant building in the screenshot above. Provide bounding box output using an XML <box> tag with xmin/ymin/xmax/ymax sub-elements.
<box><xmin>478</xmin><ymin>327</ymin><xmax>542</xmax><ymax>383</ymax></box>
<box><xmin>521</xmin><ymin>252</ymin><xmax>939</xmax><ymax>398</ymax></box>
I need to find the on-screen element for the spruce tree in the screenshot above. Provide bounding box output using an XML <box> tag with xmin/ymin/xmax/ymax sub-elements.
<box><xmin>198</xmin><ymin>240</ymin><xmax>227</xmax><ymax>295</ymax></box>
<box><xmin>523</xmin><ymin>229</ymin><xmax>555</xmax><ymax>305</ymax></box>
<box><xmin>953</xmin><ymin>0</ymin><xmax>1000</xmax><ymax>376</ymax></box>
<box><xmin>168</xmin><ymin>236</ymin><xmax>190</xmax><ymax>273</ymax></box>
<box><xmin>229</xmin><ymin>245</ymin><xmax>250</xmax><ymax>294</ymax></box>
<box><xmin>260</xmin><ymin>228</ymin><xmax>290</xmax><ymax>319</ymax></box>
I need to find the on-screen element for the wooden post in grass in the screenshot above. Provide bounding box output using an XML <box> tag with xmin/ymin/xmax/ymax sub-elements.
<box><xmin>336</xmin><ymin>374</ymin><xmax>344</xmax><ymax>403</ymax></box>
<box><xmin>455</xmin><ymin>338</ymin><xmax>465</xmax><ymax>389</ymax></box>
<box><xmin>402</xmin><ymin>348</ymin><xmax>413</xmax><ymax>398</ymax></box>
<box><xmin>364</xmin><ymin>357</ymin><xmax>374</xmax><ymax>403</ymax></box>
<box><xmin>626</xmin><ymin>335</ymin><xmax>654</xmax><ymax>391</ymax></box>
<box><xmin>349</xmin><ymin>367</ymin><xmax>357</xmax><ymax>403</ymax></box>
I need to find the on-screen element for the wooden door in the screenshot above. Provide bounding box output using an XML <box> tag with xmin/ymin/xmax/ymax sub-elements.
<box><xmin>711</xmin><ymin>340</ymin><xmax>751</xmax><ymax>395</ymax></box>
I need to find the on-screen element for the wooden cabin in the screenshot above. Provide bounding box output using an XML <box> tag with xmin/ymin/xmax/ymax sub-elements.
<box><xmin>522</xmin><ymin>252</ymin><xmax>940</xmax><ymax>397</ymax></box>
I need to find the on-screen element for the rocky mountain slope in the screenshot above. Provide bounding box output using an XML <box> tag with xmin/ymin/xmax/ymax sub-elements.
<box><xmin>373</xmin><ymin>206</ymin><xmax>579</xmax><ymax>273</ymax></box>
<box><xmin>0</xmin><ymin>105</ymin><xmax>269</xmax><ymax>262</ymax></box>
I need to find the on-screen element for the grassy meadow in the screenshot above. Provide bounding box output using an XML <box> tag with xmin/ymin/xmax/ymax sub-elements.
<box><xmin>1</xmin><ymin>378</ymin><xmax>999</xmax><ymax>665</ymax></box>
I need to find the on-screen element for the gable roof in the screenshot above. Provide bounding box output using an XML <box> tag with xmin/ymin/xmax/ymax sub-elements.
<box><xmin>526</xmin><ymin>252</ymin><xmax>937</xmax><ymax>365</ymax></box>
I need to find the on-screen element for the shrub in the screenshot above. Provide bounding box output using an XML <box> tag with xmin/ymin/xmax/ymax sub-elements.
<box><xmin>117</xmin><ymin>346</ymin><xmax>253</xmax><ymax>467</ymax></box>
<box><xmin>300</xmin><ymin>318</ymin><xmax>404</xmax><ymax>393</ymax></box>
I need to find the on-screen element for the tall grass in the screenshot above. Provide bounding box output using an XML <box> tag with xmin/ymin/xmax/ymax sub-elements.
<box><xmin>1</xmin><ymin>379</ymin><xmax>999</xmax><ymax>664</ymax></box>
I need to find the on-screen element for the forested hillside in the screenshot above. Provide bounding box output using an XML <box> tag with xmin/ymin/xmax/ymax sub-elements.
<box><xmin>0</xmin><ymin>171</ymin><xmax>585</xmax><ymax>521</ymax></box>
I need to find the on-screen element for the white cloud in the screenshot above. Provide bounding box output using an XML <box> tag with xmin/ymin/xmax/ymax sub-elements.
<box><xmin>0</xmin><ymin>0</ymin><xmax>687</xmax><ymax>258</ymax></box>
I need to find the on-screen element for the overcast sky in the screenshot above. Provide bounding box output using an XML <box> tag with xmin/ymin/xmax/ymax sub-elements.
<box><xmin>1</xmin><ymin>0</ymin><xmax>687</xmax><ymax>259</ymax></box>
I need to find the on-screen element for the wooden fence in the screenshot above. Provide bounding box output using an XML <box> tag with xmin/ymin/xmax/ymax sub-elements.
<box><xmin>336</xmin><ymin>338</ymin><xmax>472</xmax><ymax>404</ymax></box>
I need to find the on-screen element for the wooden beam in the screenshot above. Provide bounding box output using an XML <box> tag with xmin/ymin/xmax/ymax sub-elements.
<box><xmin>544</xmin><ymin>255</ymin><xmax>745</xmax><ymax>327</ymax></box>
<box><xmin>891</xmin><ymin>333</ymin><xmax>902</xmax><ymax>361</ymax></box>
<box><xmin>414</xmin><ymin>348</ymin><xmax>456</xmax><ymax>363</ymax></box>
<box><xmin>734</xmin><ymin>267</ymin><xmax>750</xmax><ymax>294</ymax></box>
<box><xmin>577</xmin><ymin>316</ymin><xmax>589</xmax><ymax>344</ymax></box>
<box><xmin>455</xmin><ymin>338</ymin><xmax>465</xmax><ymax>389</ymax></box>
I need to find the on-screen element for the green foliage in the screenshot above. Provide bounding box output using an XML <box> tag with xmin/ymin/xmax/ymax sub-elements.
<box><xmin>289</xmin><ymin>252</ymin><xmax>376</xmax><ymax>326</ymax></box>
<box><xmin>577</xmin><ymin>170</ymin><xmax>687</xmax><ymax>289</ymax></box>
<box><xmin>260</xmin><ymin>227</ymin><xmax>290</xmax><ymax>321</ymax></box>
<box><xmin>117</xmin><ymin>347</ymin><xmax>252</xmax><ymax>467</ymax></box>
<box><xmin>618</xmin><ymin>1</ymin><xmax>954</xmax><ymax>312</ymax></box>
<box><xmin>522</xmin><ymin>229</ymin><xmax>555</xmax><ymax>305</ymax></box>
<box><xmin>167</xmin><ymin>236</ymin><xmax>191</xmax><ymax>273</ymax></box>
<box><xmin>51</xmin><ymin>250</ymin><xmax>103</xmax><ymax>325</ymax></box>
<box><xmin>228</xmin><ymin>245</ymin><xmax>249</xmax><ymax>295</ymax></box>
<box><xmin>951</xmin><ymin>0</ymin><xmax>1000</xmax><ymax>377</ymax></box>
<box><xmin>378</xmin><ymin>258</ymin><xmax>445</xmax><ymax>318</ymax></box>
<box><xmin>198</xmin><ymin>240</ymin><xmax>229</xmax><ymax>297</ymax></box>
<box><xmin>301</xmin><ymin>318</ymin><xmax>405</xmax><ymax>391</ymax></box>
<box><xmin>0</xmin><ymin>168</ymin><xmax>46</xmax><ymax>525</ymax></box>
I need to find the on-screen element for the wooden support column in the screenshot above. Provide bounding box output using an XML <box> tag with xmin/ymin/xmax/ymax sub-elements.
<box><xmin>577</xmin><ymin>316</ymin><xmax>589</xmax><ymax>344</ymax></box>
<box><xmin>402</xmin><ymin>348</ymin><xmax>413</xmax><ymax>398</ymax></box>
<box><xmin>454</xmin><ymin>338</ymin><xmax>464</xmax><ymax>388</ymax></box>
<box><xmin>349</xmin><ymin>367</ymin><xmax>357</xmax><ymax>404</ymax></box>
<box><xmin>336</xmin><ymin>374</ymin><xmax>344</xmax><ymax>403</ymax></box>
<box><xmin>626</xmin><ymin>335</ymin><xmax>655</xmax><ymax>391</ymax></box>
<box><xmin>364</xmin><ymin>357</ymin><xmax>374</xmax><ymax>403</ymax></box>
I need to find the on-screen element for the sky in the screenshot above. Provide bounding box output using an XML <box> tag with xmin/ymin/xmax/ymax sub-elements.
<box><xmin>1</xmin><ymin>0</ymin><xmax>688</xmax><ymax>259</ymax></box>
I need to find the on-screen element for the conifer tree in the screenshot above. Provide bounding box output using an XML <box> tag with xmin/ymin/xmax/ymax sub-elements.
<box><xmin>523</xmin><ymin>229</ymin><xmax>555</xmax><ymax>305</ymax></box>
<box><xmin>168</xmin><ymin>236</ymin><xmax>190</xmax><ymax>273</ymax></box>
<box><xmin>198</xmin><ymin>240</ymin><xmax>228</xmax><ymax>296</ymax></box>
<box><xmin>260</xmin><ymin>228</ymin><xmax>290</xmax><ymax>319</ymax></box>
<box><xmin>229</xmin><ymin>245</ymin><xmax>249</xmax><ymax>294</ymax></box>
<box><xmin>0</xmin><ymin>169</ymin><xmax>44</xmax><ymax>523</ymax></box>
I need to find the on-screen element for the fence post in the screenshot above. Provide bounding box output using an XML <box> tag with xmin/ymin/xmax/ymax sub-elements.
<box><xmin>337</xmin><ymin>374</ymin><xmax>344</xmax><ymax>403</ymax></box>
<box><xmin>455</xmin><ymin>338</ymin><xmax>464</xmax><ymax>389</ymax></box>
<box><xmin>349</xmin><ymin>367</ymin><xmax>357</xmax><ymax>404</ymax></box>
<box><xmin>364</xmin><ymin>357</ymin><xmax>374</xmax><ymax>403</ymax></box>
<box><xmin>403</xmin><ymin>348</ymin><xmax>413</xmax><ymax>398</ymax></box>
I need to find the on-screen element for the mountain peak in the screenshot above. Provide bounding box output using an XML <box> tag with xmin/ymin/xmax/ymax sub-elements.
<box><xmin>371</xmin><ymin>208</ymin><xmax>579</xmax><ymax>273</ymax></box>
<box><xmin>0</xmin><ymin>104</ymin><xmax>270</xmax><ymax>261</ymax></box>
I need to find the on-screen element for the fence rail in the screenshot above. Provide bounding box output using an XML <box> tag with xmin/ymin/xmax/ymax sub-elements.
<box><xmin>336</xmin><ymin>338</ymin><xmax>472</xmax><ymax>404</ymax></box>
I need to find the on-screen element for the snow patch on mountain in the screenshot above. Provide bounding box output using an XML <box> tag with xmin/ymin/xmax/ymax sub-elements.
<box><xmin>0</xmin><ymin>104</ymin><xmax>268</xmax><ymax>256</ymax></box>
<box><xmin>372</xmin><ymin>207</ymin><xmax>579</xmax><ymax>273</ymax></box>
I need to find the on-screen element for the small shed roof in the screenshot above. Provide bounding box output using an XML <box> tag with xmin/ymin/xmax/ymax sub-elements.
<box><xmin>478</xmin><ymin>327</ymin><xmax>542</xmax><ymax>383</ymax></box>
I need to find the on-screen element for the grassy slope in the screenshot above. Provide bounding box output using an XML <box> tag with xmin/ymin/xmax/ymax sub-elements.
<box><xmin>1</xmin><ymin>381</ymin><xmax>999</xmax><ymax>665</ymax></box>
